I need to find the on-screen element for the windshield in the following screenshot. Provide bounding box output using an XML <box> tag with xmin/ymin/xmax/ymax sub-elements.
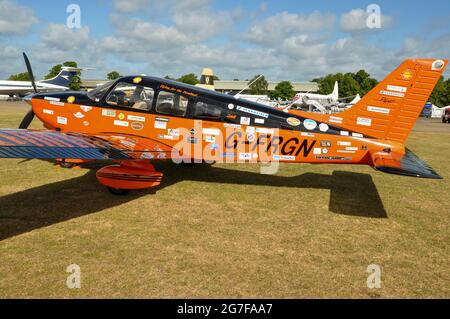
<box><xmin>87</xmin><ymin>80</ymin><xmax>115</xmax><ymax>101</ymax></box>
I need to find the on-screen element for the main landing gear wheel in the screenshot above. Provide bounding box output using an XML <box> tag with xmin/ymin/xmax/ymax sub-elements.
<box><xmin>59</xmin><ymin>161</ymin><xmax>76</xmax><ymax>169</ymax></box>
<box><xmin>107</xmin><ymin>187</ymin><xmax>130</xmax><ymax>195</ymax></box>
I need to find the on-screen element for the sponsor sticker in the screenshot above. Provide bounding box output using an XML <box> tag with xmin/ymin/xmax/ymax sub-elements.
<box><xmin>303</xmin><ymin>119</ymin><xmax>317</xmax><ymax>130</ymax></box>
<box><xmin>118</xmin><ymin>113</ymin><xmax>125</xmax><ymax>120</ymax></box>
<box><xmin>287</xmin><ymin>117</ymin><xmax>301</xmax><ymax>126</ymax></box>
<box><xmin>131</xmin><ymin>122</ymin><xmax>144</xmax><ymax>130</ymax></box>
<box><xmin>322</xmin><ymin>148</ymin><xmax>329</xmax><ymax>154</ymax></box>
<box><xmin>272</xmin><ymin>155</ymin><xmax>295</xmax><ymax>161</ymax></box>
<box><xmin>127</xmin><ymin>115</ymin><xmax>146</xmax><ymax>122</ymax></box>
<box><xmin>202</xmin><ymin>128</ymin><xmax>220</xmax><ymax>136</ymax></box>
<box><xmin>43</xmin><ymin>109</ymin><xmax>54</xmax><ymax>115</ymax></box>
<box><xmin>255</xmin><ymin>127</ymin><xmax>274</xmax><ymax>134</ymax></box>
<box><xmin>73</xmin><ymin>112</ymin><xmax>84</xmax><ymax>119</ymax></box>
<box><xmin>168</xmin><ymin>129</ymin><xmax>180</xmax><ymax>136</ymax></box>
<box><xmin>44</xmin><ymin>97</ymin><xmax>60</xmax><ymax>102</ymax></box>
<box><xmin>320</xmin><ymin>141</ymin><xmax>332</xmax><ymax>147</ymax></box>
<box><xmin>240</xmin><ymin>117</ymin><xmax>250</xmax><ymax>125</ymax></box>
<box><xmin>155</xmin><ymin>121</ymin><xmax>167</xmax><ymax>129</ymax></box>
<box><xmin>67</xmin><ymin>96</ymin><xmax>75</xmax><ymax>103</ymax></box>
<box><xmin>273</xmin><ymin>155</ymin><xmax>295</xmax><ymax>161</ymax></box>
<box><xmin>367</xmin><ymin>106</ymin><xmax>390</xmax><ymax>114</ymax></box>
<box><xmin>236</xmin><ymin>106</ymin><xmax>269</xmax><ymax>118</ymax></box>
<box><xmin>247</xmin><ymin>133</ymin><xmax>256</xmax><ymax>142</ymax></box>
<box><xmin>352</xmin><ymin>133</ymin><xmax>363</xmax><ymax>138</ymax></box>
<box><xmin>239</xmin><ymin>153</ymin><xmax>252</xmax><ymax>160</ymax></box>
<box><xmin>380</xmin><ymin>90</ymin><xmax>404</xmax><ymax>98</ymax></box>
<box><xmin>329</xmin><ymin>116</ymin><xmax>343</xmax><ymax>124</ymax></box>
<box><xmin>157</xmin><ymin>134</ymin><xmax>174</xmax><ymax>140</ymax></box>
<box><xmin>346</xmin><ymin>147</ymin><xmax>358</xmax><ymax>151</ymax></box>
<box><xmin>57</xmin><ymin>116</ymin><xmax>67</xmax><ymax>125</ymax></box>
<box><xmin>80</xmin><ymin>105</ymin><xmax>92</xmax><ymax>112</ymax></box>
<box><xmin>210</xmin><ymin>143</ymin><xmax>219</xmax><ymax>150</ymax></box>
<box><xmin>102</xmin><ymin>109</ymin><xmax>116</xmax><ymax>117</ymax></box>
<box><xmin>228</xmin><ymin>104</ymin><xmax>235</xmax><ymax>110</ymax></box>
<box><xmin>432</xmin><ymin>60</ymin><xmax>445</xmax><ymax>71</ymax></box>
<box><xmin>313</xmin><ymin>148</ymin><xmax>322</xmax><ymax>155</ymax></box>
<box><xmin>133</xmin><ymin>77</ymin><xmax>142</xmax><ymax>84</ymax></box>
<box><xmin>246</xmin><ymin>126</ymin><xmax>255</xmax><ymax>133</ymax></box>
<box><xmin>319</xmin><ymin>123</ymin><xmax>329</xmax><ymax>132</ymax></box>
<box><xmin>205</xmin><ymin>135</ymin><xmax>216</xmax><ymax>143</ymax></box>
<box><xmin>387</xmin><ymin>85</ymin><xmax>407</xmax><ymax>93</ymax></box>
<box><xmin>337</xmin><ymin>141</ymin><xmax>351</xmax><ymax>146</ymax></box>
<box><xmin>114</xmin><ymin>120</ymin><xmax>129</xmax><ymax>127</ymax></box>
<box><xmin>301</xmin><ymin>132</ymin><xmax>315</xmax><ymax>137</ymax></box>
<box><xmin>50</xmin><ymin>101</ymin><xmax>65</xmax><ymax>106</ymax></box>
<box><xmin>401</xmin><ymin>70</ymin><xmax>413</xmax><ymax>80</ymax></box>
<box><xmin>83</xmin><ymin>121</ymin><xmax>89</xmax><ymax>126</ymax></box>
<box><xmin>224</xmin><ymin>123</ymin><xmax>241</xmax><ymax>128</ymax></box>
<box><xmin>340</xmin><ymin>131</ymin><xmax>349</xmax><ymax>136</ymax></box>
<box><xmin>255</xmin><ymin>118</ymin><xmax>265</xmax><ymax>124</ymax></box>
<box><xmin>187</xmin><ymin>137</ymin><xmax>197</xmax><ymax>144</ymax></box>
<box><xmin>357</xmin><ymin>117</ymin><xmax>372</xmax><ymax>127</ymax></box>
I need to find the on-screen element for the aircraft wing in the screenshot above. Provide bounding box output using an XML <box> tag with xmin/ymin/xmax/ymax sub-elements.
<box><xmin>371</xmin><ymin>148</ymin><xmax>442</xmax><ymax>179</ymax></box>
<box><xmin>0</xmin><ymin>129</ymin><xmax>172</xmax><ymax>160</ymax></box>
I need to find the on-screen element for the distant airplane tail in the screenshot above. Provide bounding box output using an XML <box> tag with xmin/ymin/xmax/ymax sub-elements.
<box><xmin>329</xmin><ymin>58</ymin><xmax>448</xmax><ymax>143</ymax></box>
<box><xmin>39</xmin><ymin>67</ymin><xmax>83</xmax><ymax>88</ymax></box>
<box><xmin>331</xmin><ymin>81</ymin><xmax>339</xmax><ymax>101</ymax></box>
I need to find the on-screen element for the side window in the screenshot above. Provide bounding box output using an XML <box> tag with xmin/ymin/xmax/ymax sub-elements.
<box><xmin>156</xmin><ymin>91</ymin><xmax>188</xmax><ymax>117</ymax></box>
<box><xmin>193</xmin><ymin>100</ymin><xmax>223</xmax><ymax>120</ymax></box>
<box><xmin>106</xmin><ymin>82</ymin><xmax>154</xmax><ymax>110</ymax></box>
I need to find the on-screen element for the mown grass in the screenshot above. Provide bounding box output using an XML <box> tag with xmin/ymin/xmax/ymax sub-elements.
<box><xmin>0</xmin><ymin>103</ymin><xmax>449</xmax><ymax>298</ymax></box>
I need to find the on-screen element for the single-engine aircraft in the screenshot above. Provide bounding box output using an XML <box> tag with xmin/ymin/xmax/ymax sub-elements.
<box><xmin>0</xmin><ymin>53</ymin><xmax>447</xmax><ymax>194</ymax></box>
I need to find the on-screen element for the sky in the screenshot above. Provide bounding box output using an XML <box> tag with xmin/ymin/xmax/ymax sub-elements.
<box><xmin>0</xmin><ymin>0</ymin><xmax>449</xmax><ymax>81</ymax></box>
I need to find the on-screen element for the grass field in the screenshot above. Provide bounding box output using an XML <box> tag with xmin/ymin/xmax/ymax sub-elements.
<box><xmin>0</xmin><ymin>102</ymin><xmax>449</xmax><ymax>298</ymax></box>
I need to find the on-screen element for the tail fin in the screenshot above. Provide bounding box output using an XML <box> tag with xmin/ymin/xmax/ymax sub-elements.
<box><xmin>331</xmin><ymin>81</ymin><xmax>339</xmax><ymax>100</ymax></box>
<box><xmin>327</xmin><ymin>59</ymin><xmax>448</xmax><ymax>143</ymax></box>
<box><xmin>39</xmin><ymin>67</ymin><xmax>80</xmax><ymax>88</ymax></box>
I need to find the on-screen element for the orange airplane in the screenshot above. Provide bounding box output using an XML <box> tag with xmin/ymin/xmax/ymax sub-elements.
<box><xmin>0</xmin><ymin>53</ymin><xmax>447</xmax><ymax>194</ymax></box>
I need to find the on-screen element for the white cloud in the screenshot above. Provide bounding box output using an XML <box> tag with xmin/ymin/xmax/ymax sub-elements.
<box><xmin>0</xmin><ymin>0</ymin><xmax>38</xmax><ymax>35</ymax></box>
<box><xmin>113</xmin><ymin>0</ymin><xmax>150</xmax><ymax>13</ymax></box>
<box><xmin>340</xmin><ymin>8</ymin><xmax>393</xmax><ymax>33</ymax></box>
<box><xmin>243</xmin><ymin>11</ymin><xmax>336</xmax><ymax>45</ymax></box>
<box><xmin>41</xmin><ymin>24</ymin><xmax>90</xmax><ymax>51</ymax></box>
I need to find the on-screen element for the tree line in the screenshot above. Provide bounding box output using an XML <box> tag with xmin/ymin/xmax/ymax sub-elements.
<box><xmin>8</xmin><ymin>65</ymin><xmax>450</xmax><ymax>107</ymax></box>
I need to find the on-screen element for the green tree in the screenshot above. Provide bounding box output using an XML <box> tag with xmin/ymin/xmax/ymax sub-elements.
<box><xmin>312</xmin><ymin>69</ymin><xmax>378</xmax><ymax>99</ymax></box>
<box><xmin>8</xmin><ymin>72</ymin><xmax>30</xmax><ymax>81</ymax></box>
<box><xmin>249</xmin><ymin>75</ymin><xmax>268</xmax><ymax>95</ymax></box>
<box><xmin>107</xmin><ymin>71</ymin><xmax>122</xmax><ymax>80</ymax></box>
<box><xmin>429</xmin><ymin>76</ymin><xmax>448</xmax><ymax>107</ymax></box>
<box><xmin>177</xmin><ymin>73</ymin><xmax>199</xmax><ymax>85</ymax></box>
<box><xmin>270</xmin><ymin>81</ymin><xmax>296</xmax><ymax>100</ymax></box>
<box><xmin>44</xmin><ymin>61</ymin><xmax>81</xmax><ymax>91</ymax></box>
<box><xmin>212</xmin><ymin>75</ymin><xmax>220</xmax><ymax>81</ymax></box>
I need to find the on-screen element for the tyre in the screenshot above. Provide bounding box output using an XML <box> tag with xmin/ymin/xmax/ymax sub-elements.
<box><xmin>59</xmin><ymin>161</ymin><xmax>76</xmax><ymax>168</ymax></box>
<box><xmin>107</xmin><ymin>187</ymin><xmax>130</xmax><ymax>195</ymax></box>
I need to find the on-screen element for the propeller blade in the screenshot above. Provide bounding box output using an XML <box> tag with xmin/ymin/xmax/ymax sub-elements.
<box><xmin>19</xmin><ymin>109</ymin><xmax>35</xmax><ymax>129</ymax></box>
<box><xmin>23</xmin><ymin>52</ymin><xmax>37</xmax><ymax>94</ymax></box>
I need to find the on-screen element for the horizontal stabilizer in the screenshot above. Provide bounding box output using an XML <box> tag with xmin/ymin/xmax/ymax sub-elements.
<box><xmin>371</xmin><ymin>148</ymin><xmax>442</xmax><ymax>179</ymax></box>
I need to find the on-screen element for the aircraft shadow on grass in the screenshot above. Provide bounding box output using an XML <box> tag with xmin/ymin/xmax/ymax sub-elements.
<box><xmin>0</xmin><ymin>161</ymin><xmax>387</xmax><ymax>241</ymax></box>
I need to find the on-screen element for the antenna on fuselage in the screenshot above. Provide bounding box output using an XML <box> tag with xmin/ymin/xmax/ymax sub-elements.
<box><xmin>235</xmin><ymin>74</ymin><xmax>263</xmax><ymax>98</ymax></box>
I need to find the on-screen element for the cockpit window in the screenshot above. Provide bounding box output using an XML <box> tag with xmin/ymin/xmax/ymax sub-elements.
<box><xmin>105</xmin><ymin>82</ymin><xmax>154</xmax><ymax>110</ymax></box>
<box><xmin>87</xmin><ymin>80</ymin><xmax>114</xmax><ymax>101</ymax></box>
<box><xmin>155</xmin><ymin>90</ymin><xmax>188</xmax><ymax>117</ymax></box>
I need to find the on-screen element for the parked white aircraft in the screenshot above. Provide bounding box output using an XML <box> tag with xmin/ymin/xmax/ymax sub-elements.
<box><xmin>293</xmin><ymin>81</ymin><xmax>339</xmax><ymax>106</ymax></box>
<box><xmin>0</xmin><ymin>66</ymin><xmax>84</xmax><ymax>98</ymax></box>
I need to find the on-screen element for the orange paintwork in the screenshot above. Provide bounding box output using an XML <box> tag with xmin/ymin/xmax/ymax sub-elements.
<box><xmin>27</xmin><ymin>58</ymin><xmax>447</xmax><ymax>189</ymax></box>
